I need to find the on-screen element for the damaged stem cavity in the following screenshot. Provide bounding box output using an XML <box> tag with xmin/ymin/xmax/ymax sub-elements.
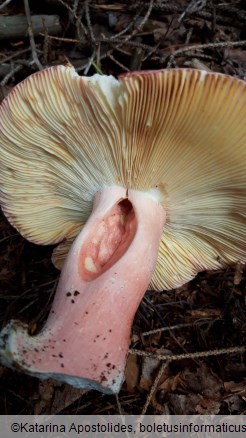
<box><xmin>79</xmin><ymin>199</ymin><xmax>136</xmax><ymax>281</ymax></box>
<box><xmin>0</xmin><ymin>186</ymin><xmax>166</xmax><ymax>393</ymax></box>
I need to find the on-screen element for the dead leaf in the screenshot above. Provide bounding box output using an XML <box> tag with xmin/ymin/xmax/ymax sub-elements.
<box><xmin>124</xmin><ymin>354</ymin><xmax>139</xmax><ymax>393</ymax></box>
<box><xmin>139</xmin><ymin>356</ymin><xmax>161</xmax><ymax>391</ymax></box>
<box><xmin>234</xmin><ymin>262</ymin><xmax>245</xmax><ymax>285</ymax></box>
<box><xmin>169</xmin><ymin>393</ymin><xmax>203</xmax><ymax>415</ymax></box>
<box><xmin>224</xmin><ymin>380</ymin><xmax>246</xmax><ymax>396</ymax></box>
<box><xmin>224</xmin><ymin>49</ymin><xmax>246</xmax><ymax>70</ymax></box>
<box><xmin>224</xmin><ymin>395</ymin><xmax>245</xmax><ymax>413</ymax></box>
<box><xmin>34</xmin><ymin>379</ymin><xmax>87</xmax><ymax>414</ymax></box>
<box><xmin>196</xmin><ymin>398</ymin><xmax>221</xmax><ymax>415</ymax></box>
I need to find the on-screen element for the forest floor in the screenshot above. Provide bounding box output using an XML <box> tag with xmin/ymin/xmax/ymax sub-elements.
<box><xmin>0</xmin><ymin>0</ymin><xmax>246</xmax><ymax>415</ymax></box>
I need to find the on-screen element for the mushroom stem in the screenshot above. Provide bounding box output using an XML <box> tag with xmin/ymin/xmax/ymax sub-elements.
<box><xmin>0</xmin><ymin>186</ymin><xmax>165</xmax><ymax>393</ymax></box>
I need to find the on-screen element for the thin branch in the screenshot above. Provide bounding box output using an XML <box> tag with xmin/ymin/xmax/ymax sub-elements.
<box><xmin>73</xmin><ymin>0</ymin><xmax>80</xmax><ymax>14</ymax></box>
<box><xmin>142</xmin><ymin>320</ymin><xmax>217</xmax><ymax>337</ymax></box>
<box><xmin>166</xmin><ymin>40</ymin><xmax>246</xmax><ymax>67</ymax></box>
<box><xmin>76</xmin><ymin>3</ymin><xmax>88</xmax><ymax>40</ymax></box>
<box><xmin>116</xmin><ymin>395</ymin><xmax>131</xmax><ymax>438</ymax></box>
<box><xmin>178</xmin><ymin>0</ymin><xmax>207</xmax><ymax>23</ymax></box>
<box><xmin>23</xmin><ymin>0</ymin><xmax>43</xmax><ymax>70</ymax></box>
<box><xmin>85</xmin><ymin>0</ymin><xmax>95</xmax><ymax>42</ymax></box>
<box><xmin>56</xmin><ymin>0</ymin><xmax>88</xmax><ymax>38</ymax></box>
<box><xmin>0</xmin><ymin>48</ymin><xmax>31</xmax><ymax>64</ymax></box>
<box><xmin>107</xmin><ymin>53</ymin><xmax>130</xmax><ymax>72</ymax></box>
<box><xmin>83</xmin><ymin>49</ymin><xmax>95</xmax><ymax>74</ymax></box>
<box><xmin>56</xmin><ymin>0</ymin><xmax>74</xmax><ymax>13</ymax></box>
<box><xmin>39</xmin><ymin>34</ymin><xmax>81</xmax><ymax>44</ymax></box>
<box><xmin>110</xmin><ymin>0</ymin><xmax>154</xmax><ymax>44</ymax></box>
<box><xmin>141</xmin><ymin>362</ymin><xmax>167</xmax><ymax>415</ymax></box>
<box><xmin>0</xmin><ymin>233</ymin><xmax>19</xmax><ymax>244</ymax></box>
<box><xmin>42</xmin><ymin>18</ymin><xmax>49</xmax><ymax>64</ymax></box>
<box><xmin>109</xmin><ymin>7</ymin><xmax>143</xmax><ymax>41</ymax></box>
<box><xmin>0</xmin><ymin>0</ymin><xmax>12</xmax><ymax>11</ymax></box>
<box><xmin>129</xmin><ymin>345</ymin><xmax>246</xmax><ymax>361</ymax></box>
<box><xmin>128</xmin><ymin>0</ymin><xmax>154</xmax><ymax>40</ymax></box>
<box><xmin>171</xmin><ymin>39</ymin><xmax>246</xmax><ymax>57</ymax></box>
<box><xmin>1</xmin><ymin>64</ymin><xmax>23</xmax><ymax>86</ymax></box>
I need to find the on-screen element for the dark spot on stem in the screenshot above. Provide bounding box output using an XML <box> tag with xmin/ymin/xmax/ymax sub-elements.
<box><xmin>100</xmin><ymin>373</ymin><xmax>107</xmax><ymax>383</ymax></box>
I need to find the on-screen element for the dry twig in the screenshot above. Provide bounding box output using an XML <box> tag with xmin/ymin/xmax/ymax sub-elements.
<box><xmin>129</xmin><ymin>345</ymin><xmax>246</xmax><ymax>361</ymax></box>
<box><xmin>24</xmin><ymin>0</ymin><xmax>43</xmax><ymax>70</ymax></box>
<box><xmin>1</xmin><ymin>64</ymin><xmax>23</xmax><ymax>86</ymax></box>
<box><xmin>167</xmin><ymin>40</ymin><xmax>246</xmax><ymax>67</ymax></box>
<box><xmin>0</xmin><ymin>0</ymin><xmax>12</xmax><ymax>10</ymax></box>
<box><xmin>141</xmin><ymin>362</ymin><xmax>167</xmax><ymax>415</ymax></box>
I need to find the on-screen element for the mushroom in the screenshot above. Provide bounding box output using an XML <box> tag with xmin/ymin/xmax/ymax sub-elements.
<box><xmin>0</xmin><ymin>66</ymin><xmax>245</xmax><ymax>393</ymax></box>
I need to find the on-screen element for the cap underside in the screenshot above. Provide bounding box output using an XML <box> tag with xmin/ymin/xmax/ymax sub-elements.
<box><xmin>0</xmin><ymin>66</ymin><xmax>245</xmax><ymax>289</ymax></box>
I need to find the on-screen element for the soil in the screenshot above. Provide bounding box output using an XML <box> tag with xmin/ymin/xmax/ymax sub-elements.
<box><xmin>0</xmin><ymin>0</ymin><xmax>245</xmax><ymax>415</ymax></box>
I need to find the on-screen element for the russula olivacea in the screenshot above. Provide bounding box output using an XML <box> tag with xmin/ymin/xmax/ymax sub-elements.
<box><xmin>0</xmin><ymin>66</ymin><xmax>245</xmax><ymax>394</ymax></box>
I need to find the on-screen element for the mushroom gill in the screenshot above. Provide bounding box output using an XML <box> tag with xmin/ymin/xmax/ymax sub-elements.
<box><xmin>0</xmin><ymin>66</ymin><xmax>245</xmax><ymax>392</ymax></box>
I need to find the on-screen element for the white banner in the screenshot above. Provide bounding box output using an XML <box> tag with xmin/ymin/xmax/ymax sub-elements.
<box><xmin>0</xmin><ymin>415</ymin><xmax>246</xmax><ymax>437</ymax></box>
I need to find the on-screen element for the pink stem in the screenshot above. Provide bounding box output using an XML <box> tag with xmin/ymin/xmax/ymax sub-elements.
<box><xmin>0</xmin><ymin>186</ymin><xmax>165</xmax><ymax>393</ymax></box>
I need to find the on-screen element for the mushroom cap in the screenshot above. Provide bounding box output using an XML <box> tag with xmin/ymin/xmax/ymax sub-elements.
<box><xmin>0</xmin><ymin>66</ymin><xmax>245</xmax><ymax>290</ymax></box>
